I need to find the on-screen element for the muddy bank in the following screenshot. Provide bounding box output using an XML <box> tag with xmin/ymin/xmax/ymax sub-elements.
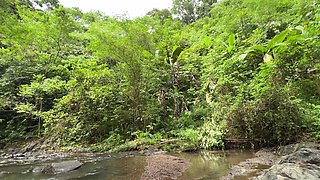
<box><xmin>141</xmin><ymin>155</ymin><xmax>192</xmax><ymax>180</ymax></box>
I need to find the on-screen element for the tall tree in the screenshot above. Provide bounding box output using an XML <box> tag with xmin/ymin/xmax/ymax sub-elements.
<box><xmin>146</xmin><ymin>8</ymin><xmax>172</xmax><ymax>24</ymax></box>
<box><xmin>172</xmin><ymin>0</ymin><xmax>217</xmax><ymax>24</ymax></box>
<box><xmin>84</xmin><ymin>17</ymin><xmax>155</xmax><ymax>131</ymax></box>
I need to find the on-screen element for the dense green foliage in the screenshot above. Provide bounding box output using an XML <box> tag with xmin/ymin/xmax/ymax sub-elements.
<box><xmin>172</xmin><ymin>0</ymin><xmax>217</xmax><ymax>23</ymax></box>
<box><xmin>0</xmin><ymin>0</ymin><xmax>319</xmax><ymax>150</ymax></box>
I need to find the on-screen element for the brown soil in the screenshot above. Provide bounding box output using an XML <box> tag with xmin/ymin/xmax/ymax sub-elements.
<box><xmin>141</xmin><ymin>155</ymin><xmax>192</xmax><ymax>180</ymax></box>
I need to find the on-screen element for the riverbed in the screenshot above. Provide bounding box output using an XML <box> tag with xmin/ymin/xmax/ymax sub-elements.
<box><xmin>0</xmin><ymin>150</ymin><xmax>255</xmax><ymax>180</ymax></box>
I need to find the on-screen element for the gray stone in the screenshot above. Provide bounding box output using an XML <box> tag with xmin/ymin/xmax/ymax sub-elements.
<box><xmin>277</xmin><ymin>142</ymin><xmax>320</xmax><ymax>156</ymax></box>
<box><xmin>32</xmin><ymin>166</ymin><xmax>45</xmax><ymax>173</ymax></box>
<box><xmin>14</xmin><ymin>153</ymin><xmax>25</xmax><ymax>158</ymax></box>
<box><xmin>280</xmin><ymin>148</ymin><xmax>320</xmax><ymax>166</ymax></box>
<box><xmin>51</xmin><ymin>160</ymin><xmax>82</xmax><ymax>173</ymax></box>
<box><xmin>257</xmin><ymin>163</ymin><xmax>320</xmax><ymax>180</ymax></box>
<box><xmin>258</xmin><ymin>146</ymin><xmax>320</xmax><ymax>180</ymax></box>
<box><xmin>140</xmin><ymin>148</ymin><xmax>165</xmax><ymax>156</ymax></box>
<box><xmin>33</xmin><ymin>160</ymin><xmax>82</xmax><ymax>174</ymax></box>
<box><xmin>0</xmin><ymin>171</ymin><xmax>10</xmax><ymax>177</ymax></box>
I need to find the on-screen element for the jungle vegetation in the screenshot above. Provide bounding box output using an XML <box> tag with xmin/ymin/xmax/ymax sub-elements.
<box><xmin>0</xmin><ymin>0</ymin><xmax>319</xmax><ymax>151</ymax></box>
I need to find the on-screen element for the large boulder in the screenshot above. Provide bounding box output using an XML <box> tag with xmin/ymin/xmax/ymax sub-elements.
<box><xmin>33</xmin><ymin>160</ymin><xmax>82</xmax><ymax>174</ymax></box>
<box><xmin>280</xmin><ymin>148</ymin><xmax>320</xmax><ymax>165</ymax></box>
<box><xmin>257</xmin><ymin>146</ymin><xmax>320</xmax><ymax>180</ymax></box>
<box><xmin>257</xmin><ymin>163</ymin><xmax>320</xmax><ymax>180</ymax></box>
<box><xmin>277</xmin><ymin>142</ymin><xmax>320</xmax><ymax>156</ymax></box>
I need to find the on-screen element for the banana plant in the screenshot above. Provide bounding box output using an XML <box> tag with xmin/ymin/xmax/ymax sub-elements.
<box><xmin>239</xmin><ymin>28</ymin><xmax>291</xmax><ymax>62</ymax></box>
<box><xmin>167</xmin><ymin>45</ymin><xmax>184</xmax><ymax>66</ymax></box>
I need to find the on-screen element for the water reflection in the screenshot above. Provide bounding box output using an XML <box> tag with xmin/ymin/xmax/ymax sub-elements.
<box><xmin>173</xmin><ymin>150</ymin><xmax>255</xmax><ymax>180</ymax></box>
<box><xmin>0</xmin><ymin>150</ymin><xmax>254</xmax><ymax>180</ymax></box>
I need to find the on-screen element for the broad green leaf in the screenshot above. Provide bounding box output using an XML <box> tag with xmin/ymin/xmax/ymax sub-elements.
<box><xmin>171</xmin><ymin>46</ymin><xmax>183</xmax><ymax>63</ymax></box>
<box><xmin>239</xmin><ymin>45</ymin><xmax>265</xmax><ymax>60</ymax></box>
<box><xmin>203</xmin><ymin>36</ymin><xmax>211</xmax><ymax>47</ymax></box>
<box><xmin>249</xmin><ymin>45</ymin><xmax>265</xmax><ymax>53</ymax></box>
<box><xmin>171</xmin><ymin>45</ymin><xmax>180</xmax><ymax>55</ymax></box>
<box><xmin>266</xmin><ymin>29</ymin><xmax>290</xmax><ymax>51</ymax></box>
<box><xmin>227</xmin><ymin>34</ymin><xmax>236</xmax><ymax>52</ymax></box>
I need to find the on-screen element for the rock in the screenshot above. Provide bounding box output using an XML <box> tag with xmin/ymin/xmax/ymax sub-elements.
<box><xmin>13</xmin><ymin>153</ymin><xmax>26</xmax><ymax>160</ymax></box>
<box><xmin>42</xmin><ymin>165</ymin><xmax>56</xmax><ymax>174</ymax></box>
<box><xmin>280</xmin><ymin>148</ymin><xmax>320</xmax><ymax>165</ymax></box>
<box><xmin>277</xmin><ymin>142</ymin><xmax>320</xmax><ymax>156</ymax></box>
<box><xmin>124</xmin><ymin>152</ymin><xmax>135</xmax><ymax>158</ymax></box>
<box><xmin>14</xmin><ymin>153</ymin><xmax>25</xmax><ymax>158</ymax></box>
<box><xmin>51</xmin><ymin>160</ymin><xmax>82</xmax><ymax>173</ymax></box>
<box><xmin>33</xmin><ymin>160</ymin><xmax>82</xmax><ymax>174</ymax></box>
<box><xmin>37</xmin><ymin>155</ymin><xmax>47</xmax><ymax>159</ymax></box>
<box><xmin>257</xmin><ymin>163</ymin><xmax>320</xmax><ymax>180</ymax></box>
<box><xmin>32</xmin><ymin>166</ymin><xmax>44</xmax><ymax>173</ymax></box>
<box><xmin>3</xmin><ymin>154</ymin><xmax>13</xmax><ymax>158</ymax></box>
<box><xmin>0</xmin><ymin>159</ymin><xmax>10</xmax><ymax>164</ymax></box>
<box><xmin>20</xmin><ymin>142</ymin><xmax>37</xmax><ymax>154</ymax></box>
<box><xmin>27</xmin><ymin>156</ymin><xmax>37</xmax><ymax>162</ymax></box>
<box><xmin>220</xmin><ymin>149</ymin><xmax>279</xmax><ymax>180</ymax></box>
<box><xmin>40</xmin><ymin>144</ymin><xmax>49</xmax><ymax>150</ymax></box>
<box><xmin>140</xmin><ymin>149</ymin><xmax>165</xmax><ymax>156</ymax></box>
<box><xmin>0</xmin><ymin>171</ymin><xmax>10</xmax><ymax>177</ymax></box>
<box><xmin>72</xmin><ymin>148</ymin><xmax>91</xmax><ymax>153</ymax></box>
<box><xmin>257</xmin><ymin>146</ymin><xmax>320</xmax><ymax>180</ymax></box>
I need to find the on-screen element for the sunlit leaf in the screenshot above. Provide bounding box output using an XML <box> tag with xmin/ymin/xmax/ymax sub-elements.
<box><xmin>227</xmin><ymin>34</ymin><xmax>236</xmax><ymax>52</ymax></box>
<box><xmin>266</xmin><ymin>29</ymin><xmax>290</xmax><ymax>51</ymax></box>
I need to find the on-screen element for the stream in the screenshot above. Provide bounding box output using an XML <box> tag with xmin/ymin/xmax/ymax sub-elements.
<box><xmin>0</xmin><ymin>150</ymin><xmax>255</xmax><ymax>180</ymax></box>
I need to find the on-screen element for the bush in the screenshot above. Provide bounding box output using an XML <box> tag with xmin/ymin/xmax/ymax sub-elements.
<box><xmin>199</xmin><ymin>120</ymin><xmax>225</xmax><ymax>149</ymax></box>
<box><xmin>227</xmin><ymin>88</ymin><xmax>304</xmax><ymax>146</ymax></box>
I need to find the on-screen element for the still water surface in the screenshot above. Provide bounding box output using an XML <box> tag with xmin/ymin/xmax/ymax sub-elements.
<box><xmin>0</xmin><ymin>150</ymin><xmax>255</xmax><ymax>180</ymax></box>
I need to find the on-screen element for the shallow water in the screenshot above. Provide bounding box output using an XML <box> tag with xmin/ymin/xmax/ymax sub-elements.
<box><xmin>0</xmin><ymin>150</ymin><xmax>255</xmax><ymax>180</ymax></box>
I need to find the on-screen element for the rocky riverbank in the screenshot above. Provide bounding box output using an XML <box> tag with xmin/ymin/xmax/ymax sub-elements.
<box><xmin>1</xmin><ymin>140</ymin><xmax>319</xmax><ymax>179</ymax></box>
<box><xmin>221</xmin><ymin>142</ymin><xmax>320</xmax><ymax>180</ymax></box>
<box><xmin>256</xmin><ymin>142</ymin><xmax>320</xmax><ymax>180</ymax></box>
<box><xmin>220</xmin><ymin>148</ymin><xmax>280</xmax><ymax>180</ymax></box>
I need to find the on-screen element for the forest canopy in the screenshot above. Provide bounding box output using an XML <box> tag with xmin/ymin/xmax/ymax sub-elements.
<box><xmin>0</xmin><ymin>0</ymin><xmax>319</xmax><ymax>151</ymax></box>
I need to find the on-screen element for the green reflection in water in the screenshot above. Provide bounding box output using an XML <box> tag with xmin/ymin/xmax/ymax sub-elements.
<box><xmin>0</xmin><ymin>150</ymin><xmax>255</xmax><ymax>180</ymax></box>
